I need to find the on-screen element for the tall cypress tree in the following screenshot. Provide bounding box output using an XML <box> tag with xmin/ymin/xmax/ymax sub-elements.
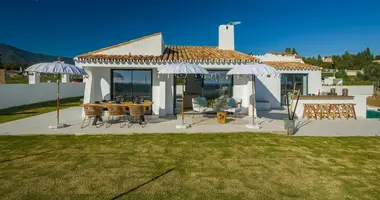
<box><xmin>0</xmin><ymin>52</ymin><xmax>3</xmax><ymax>69</ymax></box>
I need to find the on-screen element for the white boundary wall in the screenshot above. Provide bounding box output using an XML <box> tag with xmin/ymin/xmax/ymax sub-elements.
<box><xmin>0</xmin><ymin>83</ymin><xmax>85</xmax><ymax>109</ymax></box>
<box><xmin>321</xmin><ymin>85</ymin><xmax>373</xmax><ymax>96</ymax></box>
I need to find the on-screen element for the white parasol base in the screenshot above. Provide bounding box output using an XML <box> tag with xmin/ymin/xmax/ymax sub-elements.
<box><xmin>176</xmin><ymin>124</ymin><xmax>191</xmax><ymax>129</ymax></box>
<box><xmin>48</xmin><ymin>123</ymin><xmax>67</xmax><ymax>129</ymax></box>
<box><xmin>245</xmin><ymin>124</ymin><xmax>261</xmax><ymax>129</ymax></box>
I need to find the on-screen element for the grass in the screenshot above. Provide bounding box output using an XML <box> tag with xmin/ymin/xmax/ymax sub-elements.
<box><xmin>0</xmin><ymin>133</ymin><xmax>380</xmax><ymax>200</ymax></box>
<box><xmin>0</xmin><ymin>97</ymin><xmax>82</xmax><ymax>124</ymax></box>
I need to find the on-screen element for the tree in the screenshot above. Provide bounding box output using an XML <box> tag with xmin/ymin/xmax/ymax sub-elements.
<box><xmin>285</xmin><ymin>48</ymin><xmax>291</xmax><ymax>54</ymax></box>
<box><xmin>375</xmin><ymin>55</ymin><xmax>380</xmax><ymax>60</ymax></box>
<box><xmin>362</xmin><ymin>63</ymin><xmax>380</xmax><ymax>81</ymax></box>
<box><xmin>291</xmin><ymin>48</ymin><xmax>298</xmax><ymax>54</ymax></box>
<box><xmin>0</xmin><ymin>52</ymin><xmax>3</xmax><ymax>69</ymax></box>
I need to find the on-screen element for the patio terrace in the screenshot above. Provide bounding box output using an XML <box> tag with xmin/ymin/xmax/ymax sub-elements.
<box><xmin>0</xmin><ymin>107</ymin><xmax>379</xmax><ymax>136</ymax></box>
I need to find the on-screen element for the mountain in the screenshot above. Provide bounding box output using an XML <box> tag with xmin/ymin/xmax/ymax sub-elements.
<box><xmin>0</xmin><ymin>43</ymin><xmax>74</xmax><ymax>64</ymax></box>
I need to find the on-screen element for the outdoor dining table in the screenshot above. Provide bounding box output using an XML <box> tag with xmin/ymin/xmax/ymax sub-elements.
<box><xmin>81</xmin><ymin>101</ymin><xmax>153</xmax><ymax>125</ymax></box>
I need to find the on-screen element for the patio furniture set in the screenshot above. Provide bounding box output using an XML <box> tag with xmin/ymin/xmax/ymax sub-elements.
<box><xmin>191</xmin><ymin>97</ymin><xmax>242</xmax><ymax>124</ymax></box>
<box><xmin>302</xmin><ymin>103</ymin><xmax>357</xmax><ymax>120</ymax></box>
<box><xmin>81</xmin><ymin>101</ymin><xmax>153</xmax><ymax>128</ymax></box>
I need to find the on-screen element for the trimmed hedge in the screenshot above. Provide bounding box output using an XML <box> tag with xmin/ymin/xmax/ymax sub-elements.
<box><xmin>343</xmin><ymin>81</ymin><xmax>373</xmax><ymax>85</ymax></box>
<box><xmin>367</xmin><ymin>97</ymin><xmax>380</xmax><ymax>107</ymax></box>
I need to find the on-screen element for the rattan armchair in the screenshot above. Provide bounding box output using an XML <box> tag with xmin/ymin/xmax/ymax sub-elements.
<box><xmin>106</xmin><ymin>105</ymin><xmax>127</xmax><ymax>128</ymax></box>
<box><xmin>82</xmin><ymin>104</ymin><xmax>104</xmax><ymax>128</ymax></box>
<box><xmin>129</xmin><ymin>104</ymin><xmax>146</xmax><ymax>127</ymax></box>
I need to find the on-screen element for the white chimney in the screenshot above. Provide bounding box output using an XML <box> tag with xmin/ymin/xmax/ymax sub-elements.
<box><xmin>218</xmin><ymin>25</ymin><xmax>235</xmax><ymax>50</ymax></box>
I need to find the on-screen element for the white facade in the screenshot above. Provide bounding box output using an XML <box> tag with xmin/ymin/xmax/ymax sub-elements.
<box><xmin>94</xmin><ymin>33</ymin><xmax>164</xmax><ymax>56</ymax></box>
<box><xmin>255</xmin><ymin>53</ymin><xmax>304</xmax><ymax>63</ymax></box>
<box><xmin>75</xmin><ymin>25</ymin><xmax>323</xmax><ymax>117</ymax></box>
<box><xmin>218</xmin><ymin>25</ymin><xmax>234</xmax><ymax>50</ymax></box>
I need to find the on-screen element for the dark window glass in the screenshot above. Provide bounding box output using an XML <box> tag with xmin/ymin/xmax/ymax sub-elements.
<box><xmin>281</xmin><ymin>74</ymin><xmax>308</xmax><ymax>105</ymax></box>
<box><xmin>112</xmin><ymin>70</ymin><xmax>152</xmax><ymax>102</ymax></box>
<box><xmin>203</xmin><ymin>70</ymin><xmax>233</xmax><ymax>100</ymax></box>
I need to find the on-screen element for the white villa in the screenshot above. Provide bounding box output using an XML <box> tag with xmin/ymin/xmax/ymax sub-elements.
<box><xmin>75</xmin><ymin>24</ymin><xmax>323</xmax><ymax>117</ymax></box>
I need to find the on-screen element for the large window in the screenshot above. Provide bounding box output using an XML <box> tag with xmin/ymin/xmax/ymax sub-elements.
<box><xmin>281</xmin><ymin>74</ymin><xmax>308</xmax><ymax>105</ymax></box>
<box><xmin>111</xmin><ymin>69</ymin><xmax>152</xmax><ymax>102</ymax></box>
<box><xmin>203</xmin><ymin>70</ymin><xmax>233</xmax><ymax>100</ymax></box>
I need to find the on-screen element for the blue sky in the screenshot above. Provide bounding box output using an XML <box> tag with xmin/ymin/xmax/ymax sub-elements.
<box><xmin>1</xmin><ymin>0</ymin><xmax>380</xmax><ymax>58</ymax></box>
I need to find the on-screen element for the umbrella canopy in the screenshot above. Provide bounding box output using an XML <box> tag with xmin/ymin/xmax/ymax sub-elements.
<box><xmin>25</xmin><ymin>61</ymin><xmax>87</xmax><ymax>75</ymax></box>
<box><xmin>25</xmin><ymin>60</ymin><xmax>87</xmax><ymax>129</ymax></box>
<box><xmin>227</xmin><ymin>63</ymin><xmax>281</xmax><ymax>129</ymax></box>
<box><xmin>226</xmin><ymin>63</ymin><xmax>280</xmax><ymax>77</ymax></box>
<box><xmin>158</xmin><ymin>62</ymin><xmax>209</xmax><ymax>75</ymax></box>
<box><xmin>159</xmin><ymin>62</ymin><xmax>208</xmax><ymax>128</ymax></box>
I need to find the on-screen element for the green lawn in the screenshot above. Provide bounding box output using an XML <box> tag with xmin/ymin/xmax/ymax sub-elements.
<box><xmin>0</xmin><ymin>97</ymin><xmax>82</xmax><ymax>124</ymax></box>
<box><xmin>0</xmin><ymin>134</ymin><xmax>379</xmax><ymax>200</ymax></box>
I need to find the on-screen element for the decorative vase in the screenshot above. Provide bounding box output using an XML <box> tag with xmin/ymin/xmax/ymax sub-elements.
<box><xmin>284</xmin><ymin>119</ymin><xmax>295</xmax><ymax>135</ymax></box>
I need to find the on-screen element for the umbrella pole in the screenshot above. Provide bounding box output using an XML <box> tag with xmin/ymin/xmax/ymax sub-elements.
<box><xmin>57</xmin><ymin>77</ymin><xmax>60</xmax><ymax>128</ymax></box>
<box><xmin>182</xmin><ymin>80</ymin><xmax>185</xmax><ymax>125</ymax></box>
<box><xmin>252</xmin><ymin>74</ymin><xmax>255</xmax><ymax>125</ymax></box>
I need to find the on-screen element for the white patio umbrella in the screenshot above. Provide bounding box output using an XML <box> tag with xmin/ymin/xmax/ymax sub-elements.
<box><xmin>158</xmin><ymin>62</ymin><xmax>209</xmax><ymax>129</ymax></box>
<box><xmin>227</xmin><ymin>63</ymin><xmax>281</xmax><ymax>129</ymax></box>
<box><xmin>25</xmin><ymin>59</ymin><xmax>88</xmax><ymax>129</ymax></box>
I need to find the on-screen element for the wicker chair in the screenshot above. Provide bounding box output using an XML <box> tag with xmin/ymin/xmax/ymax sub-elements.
<box><xmin>144</xmin><ymin>102</ymin><xmax>154</xmax><ymax>121</ymax></box>
<box><xmin>129</xmin><ymin>104</ymin><xmax>145</xmax><ymax>127</ymax></box>
<box><xmin>106</xmin><ymin>105</ymin><xmax>127</xmax><ymax>128</ymax></box>
<box><xmin>82</xmin><ymin>104</ymin><xmax>104</xmax><ymax>128</ymax></box>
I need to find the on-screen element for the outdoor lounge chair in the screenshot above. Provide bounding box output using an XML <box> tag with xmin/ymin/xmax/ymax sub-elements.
<box><xmin>106</xmin><ymin>105</ymin><xmax>127</xmax><ymax>128</ymax></box>
<box><xmin>192</xmin><ymin>97</ymin><xmax>215</xmax><ymax>115</ymax></box>
<box><xmin>81</xmin><ymin>104</ymin><xmax>104</xmax><ymax>128</ymax></box>
<box><xmin>222</xmin><ymin>98</ymin><xmax>242</xmax><ymax>120</ymax></box>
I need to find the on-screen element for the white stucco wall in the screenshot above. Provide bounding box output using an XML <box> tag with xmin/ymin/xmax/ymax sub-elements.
<box><xmin>218</xmin><ymin>25</ymin><xmax>234</xmax><ymax>50</ymax></box>
<box><xmin>94</xmin><ymin>33</ymin><xmax>164</xmax><ymax>56</ymax></box>
<box><xmin>0</xmin><ymin>83</ymin><xmax>85</xmax><ymax>109</ymax></box>
<box><xmin>281</xmin><ymin>69</ymin><xmax>322</xmax><ymax>95</ymax></box>
<box><xmin>255</xmin><ymin>53</ymin><xmax>304</xmax><ymax>63</ymax></box>
<box><xmin>83</xmin><ymin>67</ymin><xmax>111</xmax><ymax>104</ymax></box>
<box><xmin>321</xmin><ymin>85</ymin><xmax>374</xmax><ymax>96</ymax></box>
<box><xmin>255</xmin><ymin>76</ymin><xmax>281</xmax><ymax>109</ymax></box>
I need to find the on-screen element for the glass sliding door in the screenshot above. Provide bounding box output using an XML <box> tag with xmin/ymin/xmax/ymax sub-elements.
<box><xmin>281</xmin><ymin>74</ymin><xmax>308</xmax><ymax>105</ymax></box>
<box><xmin>111</xmin><ymin>69</ymin><xmax>152</xmax><ymax>102</ymax></box>
<box><xmin>203</xmin><ymin>70</ymin><xmax>233</xmax><ymax>100</ymax></box>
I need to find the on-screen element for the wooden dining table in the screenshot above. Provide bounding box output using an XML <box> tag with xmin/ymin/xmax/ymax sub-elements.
<box><xmin>81</xmin><ymin>101</ymin><xmax>153</xmax><ymax>125</ymax></box>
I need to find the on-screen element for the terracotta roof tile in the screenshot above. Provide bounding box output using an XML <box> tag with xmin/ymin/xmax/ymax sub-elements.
<box><xmin>264</xmin><ymin>62</ymin><xmax>321</xmax><ymax>70</ymax></box>
<box><xmin>78</xmin><ymin>45</ymin><xmax>258</xmax><ymax>63</ymax></box>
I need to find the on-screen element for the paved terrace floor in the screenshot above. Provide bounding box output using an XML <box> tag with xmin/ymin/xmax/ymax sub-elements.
<box><xmin>0</xmin><ymin>107</ymin><xmax>379</xmax><ymax>136</ymax></box>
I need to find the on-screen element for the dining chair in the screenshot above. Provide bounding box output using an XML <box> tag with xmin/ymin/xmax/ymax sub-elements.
<box><xmin>142</xmin><ymin>102</ymin><xmax>153</xmax><ymax>122</ymax></box>
<box><xmin>106</xmin><ymin>105</ymin><xmax>127</xmax><ymax>128</ymax></box>
<box><xmin>81</xmin><ymin>104</ymin><xmax>104</xmax><ymax>128</ymax></box>
<box><xmin>129</xmin><ymin>104</ymin><xmax>146</xmax><ymax>127</ymax></box>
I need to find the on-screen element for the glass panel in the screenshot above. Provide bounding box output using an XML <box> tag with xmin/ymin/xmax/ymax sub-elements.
<box><xmin>112</xmin><ymin>70</ymin><xmax>152</xmax><ymax>102</ymax></box>
<box><xmin>203</xmin><ymin>71</ymin><xmax>232</xmax><ymax>99</ymax></box>
<box><xmin>131</xmin><ymin>70</ymin><xmax>152</xmax><ymax>101</ymax></box>
<box><xmin>281</xmin><ymin>74</ymin><xmax>308</xmax><ymax>105</ymax></box>
<box><xmin>203</xmin><ymin>70</ymin><xmax>232</xmax><ymax>110</ymax></box>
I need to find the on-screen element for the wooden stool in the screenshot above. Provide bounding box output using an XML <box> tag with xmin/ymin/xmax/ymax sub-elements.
<box><xmin>314</xmin><ymin>104</ymin><xmax>325</xmax><ymax>120</ymax></box>
<box><xmin>346</xmin><ymin>104</ymin><xmax>357</xmax><ymax>120</ymax></box>
<box><xmin>217</xmin><ymin>111</ymin><xmax>227</xmax><ymax>124</ymax></box>
<box><xmin>302</xmin><ymin>104</ymin><xmax>314</xmax><ymax>119</ymax></box>
<box><xmin>330</xmin><ymin>104</ymin><xmax>342</xmax><ymax>120</ymax></box>
<box><xmin>325</xmin><ymin>104</ymin><xmax>331</xmax><ymax>120</ymax></box>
